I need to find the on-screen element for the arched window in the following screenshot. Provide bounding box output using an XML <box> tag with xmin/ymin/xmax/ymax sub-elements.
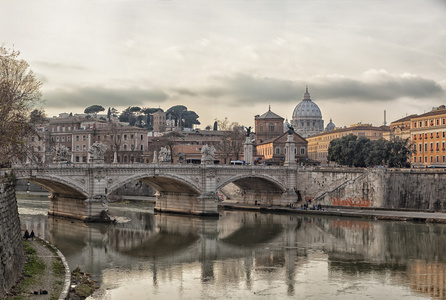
<box><xmin>269</xmin><ymin>124</ymin><xmax>274</xmax><ymax>132</ymax></box>
<box><xmin>275</xmin><ymin>147</ymin><xmax>280</xmax><ymax>155</ymax></box>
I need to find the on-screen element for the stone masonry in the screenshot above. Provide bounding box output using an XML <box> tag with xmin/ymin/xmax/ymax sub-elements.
<box><xmin>0</xmin><ymin>176</ymin><xmax>24</xmax><ymax>298</ymax></box>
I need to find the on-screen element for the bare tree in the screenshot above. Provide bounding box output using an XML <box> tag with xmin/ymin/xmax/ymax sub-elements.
<box><xmin>214</xmin><ymin>118</ymin><xmax>246</xmax><ymax>164</ymax></box>
<box><xmin>0</xmin><ymin>46</ymin><xmax>43</xmax><ymax>165</ymax></box>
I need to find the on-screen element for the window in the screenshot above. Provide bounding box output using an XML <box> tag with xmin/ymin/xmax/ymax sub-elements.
<box><xmin>62</xmin><ymin>126</ymin><xmax>65</xmax><ymax>132</ymax></box>
<box><xmin>425</xmin><ymin>156</ymin><xmax>427</xmax><ymax>163</ymax></box>
<box><xmin>130</xmin><ymin>134</ymin><xmax>134</xmax><ymax>139</ymax></box>
<box><xmin>269</xmin><ymin>124</ymin><xmax>274</xmax><ymax>132</ymax></box>
<box><xmin>259</xmin><ymin>124</ymin><xmax>263</xmax><ymax>133</ymax></box>
<box><xmin>76</xmin><ymin>145</ymin><xmax>79</xmax><ymax>151</ymax></box>
<box><xmin>56</xmin><ymin>137</ymin><xmax>59</xmax><ymax>142</ymax></box>
<box><xmin>431</xmin><ymin>156</ymin><xmax>433</xmax><ymax>162</ymax></box>
<box><xmin>67</xmin><ymin>136</ymin><xmax>71</xmax><ymax>142</ymax></box>
<box><xmin>140</xmin><ymin>145</ymin><xmax>143</xmax><ymax>151</ymax></box>
<box><xmin>62</xmin><ymin>137</ymin><xmax>65</xmax><ymax>142</ymax></box>
<box><xmin>275</xmin><ymin>147</ymin><xmax>280</xmax><ymax>155</ymax></box>
<box><xmin>68</xmin><ymin>126</ymin><xmax>71</xmax><ymax>131</ymax></box>
<box><xmin>124</xmin><ymin>144</ymin><xmax>127</xmax><ymax>150</ymax></box>
<box><xmin>419</xmin><ymin>144</ymin><xmax>422</xmax><ymax>152</ymax></box>
<box><xmin>140</xmin><ymin>135</ymin><xmax>143</xmax><ymax>140</ymax></box>
<box><xmin>443</xmin><ymin>156</ymin><xmax>445</xmax><ymax>163</ymax></box>
<box><xmin>57</xmin><ymin>126</ymin><xmax>60</xmax><ymax>132</ymax></box>
<box><xmin>76</xmin><ymin>156</ymin><xmax>80</xmax><ymax>162</ymax></box>
<box><xmin>300</xmin><ymin>148</ymin><xmax>305</xmax><ymax>155</ymax></box>
<box><xmin>82</xmin><ymin>156</ymin><xmax>87</xmax><ymax>163</ymax></box>
<box><xmin>425</xmin><ymin>143</ymin><xmax>428</xmax><ymax>152</ymax></box>
<box><xmin>124</xmin><ymin>134</ymin><xmax>127</xmax><ymax>140</ymax></box>
<box><xmin>83</xmin><ymin>145</ymin><xmax>86</xmax><ymax>151</ymax></box>
<box><xmin>82</xmin><ymin>135</ymin><xmax>86</xmax><ymax>141</ymax></box>
<box><xmin>436</xmin><ymin>156</ymin><xmax>439</xmax><ymax>163</ymax></box>
<box><xmin>414</xmin><ymin>157</ymin><xmax>417</xmax><ymax>163</ymax></box>
<box><xmin>76</xmin><ymin>135</ymin><xmax>79</xmax><ymax>141</ymax></box>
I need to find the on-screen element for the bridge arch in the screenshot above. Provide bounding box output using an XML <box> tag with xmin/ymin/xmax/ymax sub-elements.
<box><xmin>15</xmin><ymin>174</ymin><xmax>88</xmax><ymax>199</ymax></box>
<box><xmin>107</xmin><ymin>173</ymin><xmax>201</xmax><ymax>196</ymax></box>
<box><xmin>216</xmin><ymin>173</ymin><xmax>287</xmax><ymax>193</ymax></box>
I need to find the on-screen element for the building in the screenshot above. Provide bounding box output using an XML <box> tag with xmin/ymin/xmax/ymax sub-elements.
<box><xmin>306</xmin><ymin>124</ymin><xmax>390</xmax><ymax>164</ymax></box>
<box><xmin>383</xmin><ymin>114</ymin><xmax>416</xmax><ymax>142</ymax></box>
<box><xmin>254</xmin><ymin>106</ymin><xmax>284</xmax><ymax>144</ymax></box>
<box><xmin>410</xmin><ymin>105</ymin><xmax>446</xmax><ymax>167</ymax></box>
<box><xmin>291</xmin><ymin>87</ymin><xmax>324</xmax><ymax>138</ymax></box>
<box><xmin>152</xmin><ymin>110</ymin><xmax>166</xmax><ymax>133</ymax></box>
<box><xmin>256</xmin><ymin>131</ymin><xmax>308</xmax><ymax>165</ymax></box>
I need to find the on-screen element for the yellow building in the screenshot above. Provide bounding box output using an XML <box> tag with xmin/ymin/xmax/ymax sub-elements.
<box><xmin>383</xmin><ymin>114</ymin><xmax>416</xmax><ymax>141</ymax></box>
<box><xmin>410</xmin><ymin>105</ymin><xmax>446</xmax><ymax>167</ymax></box>
<box><xmin>306</xmin><ymin>124</ymin><xmax>390</xmax><ymax>165</ymax></box>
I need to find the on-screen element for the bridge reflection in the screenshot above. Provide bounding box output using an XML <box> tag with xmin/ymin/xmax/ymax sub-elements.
<box><xmin>19</xmin><ymin>204</ymin><xmax>446</xmax><ymax>299</ymax></box>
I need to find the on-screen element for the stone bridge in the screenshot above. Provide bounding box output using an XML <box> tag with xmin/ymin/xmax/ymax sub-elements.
<box><xmin>8</xmin><ymin>162</ymin><xmax>367</xmax><ymax>221</ymax></box>
<box><xmin>10</xmin><ymin>162</ymin><xmax>446</xmax><ymax>221</ymax></box>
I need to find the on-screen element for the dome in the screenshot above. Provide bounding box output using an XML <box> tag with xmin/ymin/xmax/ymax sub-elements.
<box><xmin>292</xmin><ymin>87</ymin><xmax>322</xmax><ymax>119</ymax></box>
<box><xmin>325</xmin><ymin>118</ymin><xmax>335</xmax><ymax>131</ymax></box>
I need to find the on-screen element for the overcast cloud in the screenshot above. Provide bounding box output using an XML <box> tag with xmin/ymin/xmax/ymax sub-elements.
<box><xmin>1</xmin><ymin>0</ymin><xmax>445</xmax><ymax>127</ymax></box>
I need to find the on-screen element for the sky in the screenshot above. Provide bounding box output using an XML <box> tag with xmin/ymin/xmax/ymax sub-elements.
<box><xmin>1</xmin><ymin>0</ymin><xmax>446</xmax><ymax>129</ymax></box>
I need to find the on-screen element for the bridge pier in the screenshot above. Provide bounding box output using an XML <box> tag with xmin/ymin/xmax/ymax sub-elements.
<box><xmin>48</xmin><ymin>193</ymin><xmax>109</xmax><ymax>221</ymax></box>
<box><xmin>155</xmin><ymin>191</ymin><xmax>218</xmax><ymax>216</ymax></box>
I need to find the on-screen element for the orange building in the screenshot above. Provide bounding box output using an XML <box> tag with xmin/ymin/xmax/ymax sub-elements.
<box><xmin>410</xmin><ymin>105</ymin><xmax>446</xmax><ymax>167</ymax></box>
<box><xmin>256</xmin><ymin>131</ymin><xmax>308</xmax><ymax>165</ymax></box>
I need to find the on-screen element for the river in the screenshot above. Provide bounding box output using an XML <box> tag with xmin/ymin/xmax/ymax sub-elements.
<box><xmin>17</xmin><ymin>195</ymin><xmax>446</xmax><ymax>300</ymax></box>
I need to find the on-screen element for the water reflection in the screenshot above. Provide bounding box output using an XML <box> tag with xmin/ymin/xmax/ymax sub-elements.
<box><xmin>18</xmin><ymin>196</ymin><xmax>446</xmax><ymax>299</ymax></box>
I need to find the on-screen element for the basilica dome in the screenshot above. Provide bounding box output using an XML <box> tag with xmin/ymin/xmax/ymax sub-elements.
<box><xmin>290</xmin><ymin>87</ymin><xmax>324</xmax><ymax>138</ymax></box>
<box><xmin>292</xmin><ymin>88</ymin><xmax>322</xmax><ymax>119</ymax></box>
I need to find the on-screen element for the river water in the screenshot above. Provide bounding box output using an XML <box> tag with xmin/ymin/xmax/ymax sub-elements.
<box><xmin>17</xmin><ymin>195</ymin><xmax>446</xmax><ymax>300</ymax></box>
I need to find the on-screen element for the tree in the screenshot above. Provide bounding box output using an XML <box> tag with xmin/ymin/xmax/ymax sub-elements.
<box><xmin>29</xmin><ymin>109</ymin><xmax>47</xmax><ymax>127</ymax></box>
<box><xmin>84</xmin><ymin>105</ymin><xmax>105</xmax><ymax>118</ymax></box>
<box><xmin>0</xmin><ymin>46</ymin><xmax>43</xmax><ymax>165</ymax></box>
<box><xmin>182</xmin><ymin>110</ymin><xmax>200</xmax><ymax>128</ymax></box>
<box><xmin>166</xmin><ymin>105</ymin><xmax>187</xmax><ymax>128</ymax></box>
<box><xmin>214</xmin><ymin>118</ymin><xmax>246</xmax><ymax>163</ymax></box>
<box><xmin>327</xmin><ymin>134</ymin><xmax>413</xmax><ymax>168</ymax></box>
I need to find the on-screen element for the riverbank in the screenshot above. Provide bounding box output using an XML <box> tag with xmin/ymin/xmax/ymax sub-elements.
<box><xmin>219</xmin><ymin>202</ymin><xmax>446</xmax><ymax>223</ymax></box>
<box><xmin>6</xmin><ymin>237</ymin><xmax>69</xmax><ymax>300</ymax></box>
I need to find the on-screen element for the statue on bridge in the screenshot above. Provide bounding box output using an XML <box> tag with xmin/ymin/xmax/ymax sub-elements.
<box><xmin>201</xmin><ymin>144</ymin><xmax>216</xmax><ymax>164</ymax></box>
<box><xmin>158</xmin><ymin>147</ymin><xmax>171</xmax><ymax>163</ymax></box>
<box><xmin>89</xmin><ymin>142</ymin><xmax>107</xmax><ymax>163</ymax></box>
<box><xmin>52</xmin><ymin>144</ymin><xmax>71</xmax><ymax>163</ymax></box>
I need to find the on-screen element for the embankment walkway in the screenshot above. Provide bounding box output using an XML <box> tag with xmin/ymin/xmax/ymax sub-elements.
<box><xmin>219</xmin><ymin>202</ymin><xmax>446</xmax><ymax>223</ymax></box>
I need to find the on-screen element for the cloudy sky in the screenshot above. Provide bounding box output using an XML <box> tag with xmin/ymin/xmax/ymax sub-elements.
<box><xmin>1</xmin><ymin>0</ymin><xmax>445</xmax><ymax>129</ymax></box>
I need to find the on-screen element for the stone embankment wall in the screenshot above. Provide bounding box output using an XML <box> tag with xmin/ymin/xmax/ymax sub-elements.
<box><xmin>383</xmin><ymin>170</ymin><xmax>446</xmax><ymax>211</ymax></box>
<box><xmin>0</xmin><ymin>176</ymin><xmax>24</xmax><ymax>298</ymax></box>
<box><xmin>314</xmin><ymin>168</ymin><xmax>446</xmax><ymax>211</ymax></box>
